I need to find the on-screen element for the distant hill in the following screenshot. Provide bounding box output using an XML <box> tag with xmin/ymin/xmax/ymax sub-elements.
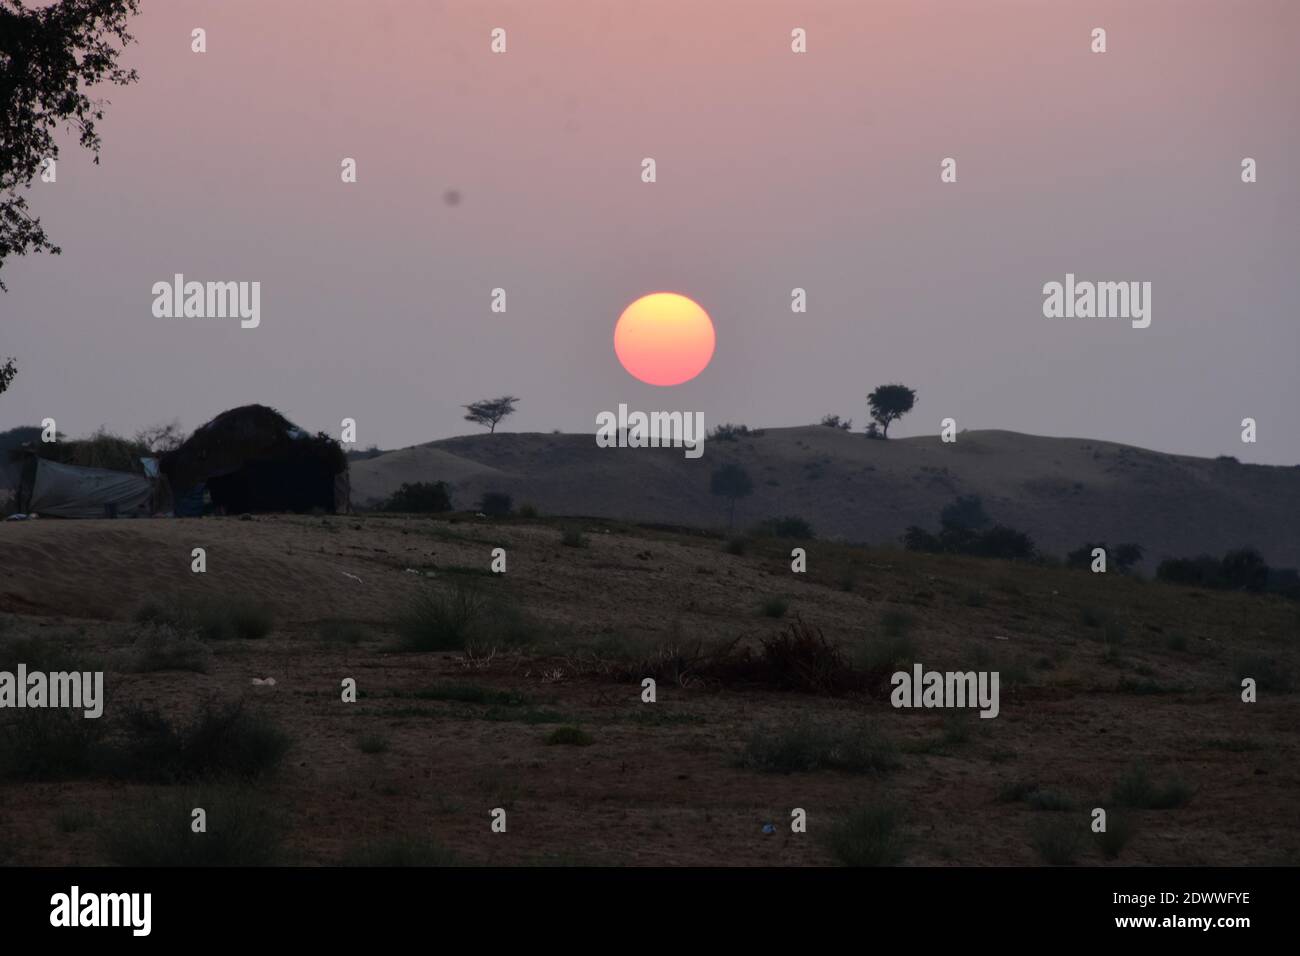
<box><xmin>349</xmin><ymin>427</ymin><xmax>1300</xmax><ymax>569</ymax></box>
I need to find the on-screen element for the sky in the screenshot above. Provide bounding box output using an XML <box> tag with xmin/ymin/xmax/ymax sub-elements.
<box><xmin>2</xmin><ymin>0</ymin><xmax>1298</xmax><ymax>463</ymax></box>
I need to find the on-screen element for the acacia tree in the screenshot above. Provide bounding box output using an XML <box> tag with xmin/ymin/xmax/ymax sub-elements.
<box><xmin>0</xmin><ymin>357</ymin><xmax>15</xmax><ymax>396</ymax></box>
<box><xmin>866</xmin><ymin>383</ymin><xmax>916</xmax><ymax>438</ymax></box>
<box><xmin>710</xmin><ymin>462</ymin><xmax>753</xmax><ymax>529</ymax></box>
<box><xmin>463</xmin><ymin>395</ymin><xmax>519</xmax><ymax>434</ymax></box>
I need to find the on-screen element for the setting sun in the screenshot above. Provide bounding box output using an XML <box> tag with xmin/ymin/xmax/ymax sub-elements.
<box><xmin>614</xmin><ymin>292</ymin><xmax>716</xmax><ymax>386</ymax></box>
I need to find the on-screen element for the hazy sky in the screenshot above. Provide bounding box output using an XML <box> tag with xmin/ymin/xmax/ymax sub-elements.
<box><xmin>3</xmin><ymin>0</ymin><xmax>1297</xmax><ymax>463</ymax></box>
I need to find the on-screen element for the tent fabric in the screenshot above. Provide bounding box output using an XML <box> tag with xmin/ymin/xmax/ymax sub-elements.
<box><xmin>25</xmin><ymin>457</ymin><xmax>155</xmax><ymax>518</ymax></box>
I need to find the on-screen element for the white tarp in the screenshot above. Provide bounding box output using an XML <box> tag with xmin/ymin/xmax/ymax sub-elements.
<box><xmin>26</xmin><ymin>458</ymin><xmax>155</xmax><ymax>518</ymax></box>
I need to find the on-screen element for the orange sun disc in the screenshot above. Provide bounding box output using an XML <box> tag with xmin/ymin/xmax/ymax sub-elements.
<box><xmin>614</xmin><ymin>292</ymin><xmax>715</xmax><ymax>386</ymax></box>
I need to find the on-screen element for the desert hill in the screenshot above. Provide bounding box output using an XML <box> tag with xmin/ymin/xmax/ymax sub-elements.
<box><xmin>351</xmin><ymin>428</ymin><xmax>1300</xmax><ymax>570</ymax></box>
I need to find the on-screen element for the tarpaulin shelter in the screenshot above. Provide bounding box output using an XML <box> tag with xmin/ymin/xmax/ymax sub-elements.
<box><xmin>14</xmin><ymin>454</ymin><xmax>160</xmax><ymax>518</ymax></box>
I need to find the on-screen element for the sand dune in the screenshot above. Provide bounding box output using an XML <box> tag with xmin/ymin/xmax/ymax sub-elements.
<box><xmin>351</xmin><ymin>428</ymin><xmax>1300</xmax><ymax>569</ymax></box>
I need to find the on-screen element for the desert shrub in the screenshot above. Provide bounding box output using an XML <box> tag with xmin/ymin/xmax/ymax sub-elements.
<box><xmin>1097</xmin><ymin>814</ymin><xmax>1135</xmax><ymax>860</ymax></box>
<box><xmin>318</xmin><ymin>619</ymin><xmax>367</xmax><ymax>644</ymax></box>
<box><xmin>126</xmin><ymin>625</ymin><xmax>211</xmax><ymax>673</ymax></box>
<box><xmin>357</xmin><ymin>734</ymin><xmax>390</xmax><ymax>754</ymax></box>
<box><xmin>104</xmin><ymin>788</ymin><xmax>285</xmax><ymax>866</ymax></box>
<box><xmin>517</xmin><ymin>503</ymin><xmax>539</xmax><ymax>519</ymax></box>
<box><xmin>969</xmin><ymin>525</ymin><xmax>1037</xmax><ymax>560</ymax></box>
<box><xmin>0</xmin><ymin>707</ymin><xmax>106</xmax><ymax>781</ymax></box>
<box><xmin>396</xmin><ymin>581</ymin><xmax>535</xmax><ymax>652</ymax></box>
<box><xmin>112</xmin><ymin>701</ymin><xmax>291</xmax><ymax>783</ymax></box>
<box><xmin>855</xmin><ymin>633</ymin><xmax>916</xmax><ymax>673</ymax></box>
<box><xmin>382</xmin><ymin>481</ymin><xmax>452</xmax><ymax>513</ymax></box>
<box><xmin>707</xmin><ymin>422</ymin><xmax>757</xmax><ymax>442</ymax></box>
<box><xmin>135</xmin><ymin>594</ymin><xmax>274</xmax><ymax>641</ymax></box>
<box><xmin>560</xmin><ymin>527</ymin><xmax>588</xmax><ymax>548</ymax></box>
<box><xmin>902</xmin><ymin>526</ymin><xmax>941</xmax><ymax>552</ymax></box>
<box><xmin>1031</xmin><ymin>817</ymin><xmax>1083</xmax><ymax>865</ymax></box>
<box><xmin>940</xmin><ymin>495</ymin><xmax>989</xmax><ymax>532</ymax></box>
<box><xmin>752</xmin><ymin>515</ymin><xmax>815</xmax><ymax>539</ymax></box>
<box><xmin>1220</xmin><ymin>548</ymin><xmax>1269</xmax><ymax>592</ymax></box>
<box><xmin>723</xmin><ymin>536</ymin><xmax>748</xmax><ymax>556</ymax></box>
<box><xmin>760</xmin><ymin>595</ymin><xmax>789</xmax><ymax>619</ymax></box>
<box><xmin>342</xmin><ymin>836</ymin><xmax>458</xmax><ymax>866</ymax></box>
<box><xmin>757</xmin><ymin>621</ymin><xmax>860</xmax><ymax>694</ymax></box>
<box><xmin>546</xmin><ymin>726</ymin><xmax>594</xmax><ymax>747</ymax></box>
<box><xmin>1080</xmin><ymin>606</ymin><xmax>1104</xmax><ymax>628</ymax></box>
<box><xmin>478</xmin><ymin>491</ymin><xmax>513</xmax><ymax>516</ymax></box>
<box><xmin>742</xmin><ymin>720</ymin><xmax>898</xmax><ymax>774</ymax></box>
<box><xmin>819</xmin><ymin>414</ymin><xmax>852</xmax><ymax>430</ymax></box>
<box><xmin>997</xmin><ymin>779</ymin><xmax>1041</xmax><ymax>803</ymax></box>
<box><xmin>1111</xmin><ymin>763</ymin><xmax>1193</xmax><ymax>809</ymax></box>
<box><xmin>826</xmin><ymin>805</ymin><xmax>905</xmax><ymax>866</ymax></box>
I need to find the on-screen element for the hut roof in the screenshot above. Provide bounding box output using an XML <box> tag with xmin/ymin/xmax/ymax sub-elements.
<box><xmin>160</xmin><ymin>404</ymin><xmax>346</xmax><ymax>491</ymax></box>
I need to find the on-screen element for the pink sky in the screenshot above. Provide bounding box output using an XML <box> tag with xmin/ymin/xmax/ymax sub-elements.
<box><xmin>3</xmin><ymin>0</ymin><xmax>1298</xmax><ymax>462</ymax></box>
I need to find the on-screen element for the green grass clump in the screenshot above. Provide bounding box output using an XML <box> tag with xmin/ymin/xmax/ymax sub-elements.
<box><xmin>826</xmin><ymin>805</ymin><xmax>905</xmax><ymax>866</ymax></box>
<box><xmin>104</xmin><ymin>789</ymin><xmax>285</xmax><ymax>866</ymax></box>
<box><xmin>135</xmin><ymin>594</ymin><xmax>274</xmax><ymax>641</ymax></box>
<box><xmin>742</xmin><ymin>720</ymin><xmax>898</xmax><ymax>774</ymax></box>
<box><xmin>396</xmin><ymin>582</ymin><xmax>537</xmax><ymax>652</ymax></box>
<box><xmin>760</xmin><ymin>595</ymin><xmax>789</xmax><ymax>619</ymax></box>
<box><xmin>1111</xmin><ymin>763</ymin><xmax>1193</xmax><ymax>809</ymax></box>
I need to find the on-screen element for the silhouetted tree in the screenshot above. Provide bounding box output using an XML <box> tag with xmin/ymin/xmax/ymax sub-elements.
<box><xmin>866</xmin><ymin>384</ymin><xmax>916</xmax><ymax>438</ymax></box>
<box><xmin>133</xmin><ymin>420</ymin><xmax>186</xmax><ymax>454</ymax></box>
<box><xmin>710</xmin><ymin>462</ymin><xmax>753</xmax><ymax>528</ymax></box>
<box><xmin>819</xmin><ymin>414</ymin><xmax>852</xmax><ymax>430</ymax></box>
<box><xmin>463</xmin><ymin>395</ymin><xmax>519</xmax><ymax>433</ymax></box>
<box><xmin>0</xmin><ymin>357</ymin><xmax>15</xmax><ymax>395</ymax></box>
<box><xmin>0</xmin><ymin>0</ymin><xmax>141</xmax><ymax>290</ymax></box>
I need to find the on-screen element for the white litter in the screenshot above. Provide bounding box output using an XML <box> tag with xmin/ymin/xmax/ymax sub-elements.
<box><xmin>341</xmin><ymin>571</ymin><xmax>363</xmax><ymax>583</ymax></box>
<box><xmin>251</xmin><ymin>677</ymin><xmax>277</xmax><ymax>686</ymax></box>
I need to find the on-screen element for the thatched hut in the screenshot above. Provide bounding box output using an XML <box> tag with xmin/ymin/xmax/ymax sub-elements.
<box><xmin>160</xmin><ymin>405</ymin><xmax>349</xmax><ymax>515</ymax></box>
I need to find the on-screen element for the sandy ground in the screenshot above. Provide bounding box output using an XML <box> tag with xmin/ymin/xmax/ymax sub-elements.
<box><xmin>0</xmin><ymin>514</ymin><xmax>1297</xmax><ymax>866</ymax></box>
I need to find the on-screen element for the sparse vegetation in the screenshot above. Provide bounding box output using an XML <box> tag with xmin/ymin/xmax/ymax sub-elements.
<box><xmin>478</xmin><ymin>491</ymin><xmax>513</xmax><ymax>516</ymax></box>
<box><xmin>135</xmin><ymin>593</ymin><xmax>274</xmax><ymax>641</ymax></box>
<box><xmin>752</xmin><ymin>515</ymin><xmax>814</xmax><ymax>539</ymax></box>
<box><xmin>560</xmin><ymin>527</ymin><xmax>588</xmax><ymax>548</ymax></box>
<box><xmin>1030</xmin><ymin>817</ymin><xmax>1083</xmax><ymax>865</ymax></box>
<box><xmin>126</xmin><ymin>625</ymin><xmax>212</xmax><ymax>673</ymax></box>
<box><xmin>104</xmin><ymin>789</ymin><xmax>285</xmax><ymax>866</ymax></box>
<box><xmin>826</xmin><ymin>805</ymin><xmax>905</xmax><ymax>865</ymax></box>
<box><xmin>381</xmin><ymin>480</ymin><xmax>452</xmax><ymax>513</ymax></box>
<box><xmin>113</xmin><ymin>701</ymin><xmax>291</xmax><ymax>783</ymax></box>
<box><xmin>396</xmin><ymin>581</ymin><xmax>536</xmax><ymax>652</ymax></box>
<box><xmin>742</xmin><ymin>720</ymin><xmax>898</xmax><ymax>774</ymax></box>
<box><xmin>1112</xmin><ymin>763</ymin><xmax>1193</xmax><ymax>810</ymax></box>
<box><xmin>1097</xmin><ymin>814</ymin><xmax>1135</xmax><ymax>860</ymax></box>
<box><xmin>760</xmin><ymin>595</ymin><xmax>789</xmax><ymax>619</ymax></box>
<box><xmin>357</xmin><ymin>734</ymin><xmax>390</xmax><ymax>754</ymax></box>
<box><xmin>546</xmin><ymin>726</ymin><xmax>594</xmax><ymax>747</ymax></box>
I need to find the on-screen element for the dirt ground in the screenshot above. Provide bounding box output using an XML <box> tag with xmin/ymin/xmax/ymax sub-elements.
<box><xmin>1</xmin><ymin>513</ymin><xmax>1297</xmax><ymax>866</ymax></box>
